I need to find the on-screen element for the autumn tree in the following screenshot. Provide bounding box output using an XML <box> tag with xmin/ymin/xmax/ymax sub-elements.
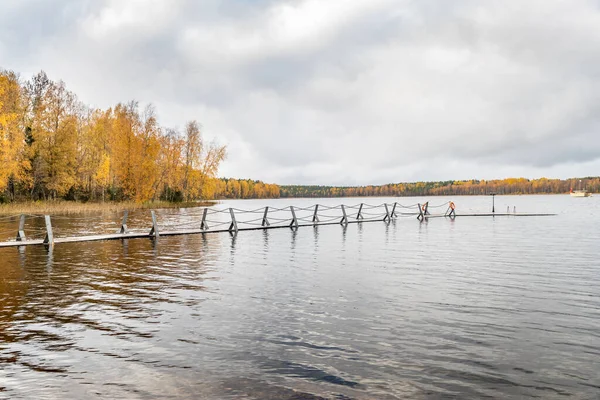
<box><xmin>0</xmin><ymin>70</ymin><xmax>28</xmax><ymax>198</ymax></box>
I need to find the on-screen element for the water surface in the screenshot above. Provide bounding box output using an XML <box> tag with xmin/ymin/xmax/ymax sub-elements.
<box><xmin>0</xmin><ymin>195</ymin><xmax>599</xmax><ymax>399</ymax></box>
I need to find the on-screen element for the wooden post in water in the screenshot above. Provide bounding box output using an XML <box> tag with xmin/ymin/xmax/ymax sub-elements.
<box><xmin>262</xmin><ymin>206</ymin><xmax>270</xmax><ymax>227</ymax></box>
<box><xmin>417</xmin><ymin>203</ymin><xmax>424</xmax><ymax>221</ymax></box>
<box><xmin>340</xmin><ymin>205</ymin><xmax>349</xmax><ymax>225</ymax></box>
<box><xmin>423</xmin><ymin>202</ymin><xmax>430</xmax><ymax>216</ymax></box>
<box><xmin>200</xmin><ymin>208</ymin><xmax>209</xmax><ymax>230</ymax></box>
<box><xmin>356</xmin><ymin>203</ymin><xmax>364</xmax><ymax>220</ymax></box>
<box><xmin>383</xmin><ymin>203</ymin><xmax>391</xmax><ymax>222</ymax></box>
<box><xmin>289</xmin><ymin>206</ymin><xmax>299</xmax><ymax>229</ymax></box>
<box><xmin>16</xmin><ymin>214</ymin><xmax>26</xmax><ymax>241</ymax></box>
<box><xmin>149</xmin><ymin>211</ymin><xmax>159</xmax><ymax>237</ymax></box>
<box><xmin>312</xmin><ymin>205</ymin><xmax>319</xmax><ymax>223</ymax></box>
<box><xmin>228</xmin><ymin>208</ymin><xmax>238</xmax><ymax>233</ymax></box>
<box><xmin>391</xmin><ymin>202</ymin><xmax>398</xmax><ymax>218</ymax></box>
<box><xmin>513</xmin><ymin>206</ymin><xmax>516</xmax><ymax>214</ymax></box>
<box><xmin>43</xmin><ymin>215</ymin><xmax>54</xmax><ymax>245</ymax></box>
<box><xmin>118</xmin><ymin>211</ymin><xmax>129</xmax><ymax>234</ymax></box>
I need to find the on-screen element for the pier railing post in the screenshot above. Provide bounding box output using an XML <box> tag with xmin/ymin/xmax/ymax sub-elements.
<box><xmin>312</xmin><ymin>205</ymin><xmax>319</xmax><ymax>224</ymax></box>
<box><xmin>357</xmin><ymin>203</ymin><xmax>364</xmax><ymax>220</ymax></box>
<box><xmin>383</xmin><ymin>203</ymin><xmax>391</xmax><ymax>222</ymax></box>
<box><xmin>340</xmin><ymin>205</ymin><xmax>348</xmax><ymax>225</ymax></box>
<box><xmin>262</xmin><ymin>206</ymin><xmax>270</xmax><ymax>227</ymax></box>
<box><xmin>391</xmin><ymin>202</ymin><xmax>398</xmax><ymax>218</ymax></box>
<box><xmin>118</xmin><ymin>211</ymin><xmax>129</xmax><ymax>234</ymax></box>
<box><xmin>289</xmin><ymin>206</ymin><xmax>299</xmax><ymax>229</ymax></box>
<box><xmin>417</xmin><ymin>203</ymin><xmax>423</xmax><ymax>221</ymax></box>
<box><xmin>200</xmin><ymin>208</ymin><xmax>209</xmax><ymax>230</ymax></box>
<box><xmin>43</xmin><ymin>215</ymin><xmax>54</xmax><ymax>245</ymax></box>
<box><xmin>16</xmin><ymin>214</ymin><xmax>26</xmax><ymax>241</ymax></box>
<box><xmin>149</xmin><ymin>210</ymin><xmax>159</xmax><ymax>237</ymax></box>
<box><xmin>228</xmin><ymin>208</ymin><xmax>238</xmax><ymax>233</ymax></box>
<box><xmin>424</xmin><ymin>202</ymin><xmax>430</xmax><ymax>216</ymax></box>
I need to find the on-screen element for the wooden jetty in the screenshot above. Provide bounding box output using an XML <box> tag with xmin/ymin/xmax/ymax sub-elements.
<box><xmin>0</xmin><ymin>202</ymin><xmax>556</xmax><ymax>249</ymax></box>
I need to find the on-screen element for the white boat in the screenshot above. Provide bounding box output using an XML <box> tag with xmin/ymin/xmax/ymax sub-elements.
<box><xmin>570</xmin><ymin>180</ymin><xmax>592</xmax><ymax>197</ymax></box>
<box><xmin>570</xmin><ymin>188</ymin><xmax>591</xmax><ymax>197</ymax></box>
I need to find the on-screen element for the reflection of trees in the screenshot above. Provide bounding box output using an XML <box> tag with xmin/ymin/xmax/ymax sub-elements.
<box><xmin>0</xmin><ymin>250</ymin><xmax>29</xmax><ymax>344</ymax></box>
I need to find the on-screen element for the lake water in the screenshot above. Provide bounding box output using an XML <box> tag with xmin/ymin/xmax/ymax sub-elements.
<box><xmin>0</xmin><ymin>195</ymin><xmax>599</xmax><ymax>399</ymax></box>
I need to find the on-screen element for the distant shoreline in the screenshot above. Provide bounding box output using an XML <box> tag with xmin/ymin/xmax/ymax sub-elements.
<box><xmin>0</xmin><ymin>192</ymin><xmax>591</xmax><ymax>215</ymax></box>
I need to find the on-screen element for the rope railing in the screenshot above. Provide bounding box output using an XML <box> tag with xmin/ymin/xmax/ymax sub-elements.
<box><xmin>0</xmin><ymin>200</ymin><xmax>461</xmax><ymax>247</ymax></box>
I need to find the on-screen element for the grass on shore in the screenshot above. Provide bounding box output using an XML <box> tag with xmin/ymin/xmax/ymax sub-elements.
<box><xmin>0</xmin><ymin>200</ymin><xmax>217</xmax><ymax>216</ymax></box>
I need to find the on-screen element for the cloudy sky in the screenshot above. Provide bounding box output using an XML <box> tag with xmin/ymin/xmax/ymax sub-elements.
<box><xmin>2</xmin><ymin>0</ymin><xmax>600</xmax><ymax>185</ymax></box>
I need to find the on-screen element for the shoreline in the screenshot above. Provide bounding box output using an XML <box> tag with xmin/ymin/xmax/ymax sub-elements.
<box><xmin>0</xmin><ymin>192</ymin><xmax>588</xmax><ymax>215</ymax></box>
<box><xmin>0</xmin><ymin>200</ymin><xmax>218</xmax><ymax>216</ymax></box>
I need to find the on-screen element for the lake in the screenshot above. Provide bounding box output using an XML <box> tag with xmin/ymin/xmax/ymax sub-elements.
<box><xmin>0</xmin><ymin>195</ymin><xmax>599</xmax><ymax>399</ymax></box>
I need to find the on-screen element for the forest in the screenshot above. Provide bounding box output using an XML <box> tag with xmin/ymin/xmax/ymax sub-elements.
<box><xmin>279</xmin><ymin>177</ymin><xmax>600</xmax><ymax>198</ymax></box>
<box><xmin>1</xmin><ymin>69</ymin><xmax>227</xmax><ymax>204</ymax></box>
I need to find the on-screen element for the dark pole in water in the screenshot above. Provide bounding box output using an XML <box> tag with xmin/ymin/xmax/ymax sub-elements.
<box><xmin>490</xmin><ymin>193</ymin><xmax>496</xmax><ymax>214</ymax></box>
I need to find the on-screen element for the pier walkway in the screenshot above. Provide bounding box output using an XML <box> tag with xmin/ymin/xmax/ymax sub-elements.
<box><xmin>0</xmin><ymin>201</ymin><xmax>555</xmax><ymax>248</ymax></box>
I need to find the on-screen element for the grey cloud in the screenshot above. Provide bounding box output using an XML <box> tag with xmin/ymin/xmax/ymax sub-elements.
<box><xmin>2</xmin><ymin>0</ymin><xmax>600</xmax><ymax>185</ymax></box>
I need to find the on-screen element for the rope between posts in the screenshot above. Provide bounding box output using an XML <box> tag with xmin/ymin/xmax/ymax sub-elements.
<box><xmin>360</xmin><ymin>203</ymin><xmax>386</xmax><ymax>209</ymax></box>
<box><xmin>316</xmin><ymin>204</ymin><xmax>342</xmax><ymax>210</ymax></box>
<box><xmin>427</xmin><ymin>201</ymin><xmax>451</xmax><ymax>208</ymax></box>
<box><xmin>203</xmin><ymin>220</ymin><xmax>231</xmax><ymax>228</ymax></box>
<box><xmin>243</xmin><ymin>221</ymin><xmax>266</xmax><ymax>227</ymax></box>
<box><xmin>230</xmin><ymin>207</ymin><xmax>266</xmax><ymax>214</ymax></box>
<box><xmin>361</xmin><ymin>211</ymin><xmax>387</xmax><ymax>217</ymax></box>
<box><xmin>174</xmin><ymin>220</ymin><xmax>204</xmax><ymax>228</ymax></box>
<box><xmin>266</xmin><ymin>206</ymin><xmax>291</xmax><ymax>212</ymax></box>
<box><xmin>238</xmin><ymin>217</ymin><xmax>264</xmax><ymax>224</ymax></box>
<box><xmin>266</xmin><ymin>216</ymin><xmax>292</xmax><ymax>222</ymax></box>
<box><xmin>395</xmin><ymin>203</ymin><xmax>420</xmax><ymax>209</ymax></box>
<box><xmin>205</xmin><ymin>209</ymin><xmax>230</xmax><ymax>215</ymax></box>
<box><xmin>293</xmin><ymin>206</ymin><xmax>316</xmax><ymax>212</ymax></box>
<box><xmin>316</xmin><ymin>213</ymin><xmax>345</xmax><ymax>219</ymax></box>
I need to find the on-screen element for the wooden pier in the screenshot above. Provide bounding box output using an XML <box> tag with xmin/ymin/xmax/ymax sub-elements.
<box><xmin>0</xmin><ymin>201</ymin><xmax>555</xmax><ymax>249</ymax></box>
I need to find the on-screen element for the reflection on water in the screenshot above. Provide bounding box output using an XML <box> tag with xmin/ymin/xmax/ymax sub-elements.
<box><xmin>0</xmin><ymin>195</ymin><xmax>599</xmax><ymax>399</ymax></box>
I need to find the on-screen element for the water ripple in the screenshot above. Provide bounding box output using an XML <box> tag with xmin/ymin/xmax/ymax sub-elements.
<box><xmin>0</xmin><ymin>196</ymin><xmax>599</xmax><ymax>399</ymax></box>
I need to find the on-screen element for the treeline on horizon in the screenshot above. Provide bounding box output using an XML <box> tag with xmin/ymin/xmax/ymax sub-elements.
<box><xmin>278</xmin><ymin>177</ymin><xmax>600</xmax><ymax>198</ymax></box>
<box><xmin>1</xmin><ymin>69</ymin><xmax>227</xmax><ymax>204</ymax></box>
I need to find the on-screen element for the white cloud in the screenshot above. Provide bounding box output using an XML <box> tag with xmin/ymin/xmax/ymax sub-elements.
<box><xmin>2</xmin><ymin>0</ymin><xmax>600</xmax><ymax>185</ymax></box>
